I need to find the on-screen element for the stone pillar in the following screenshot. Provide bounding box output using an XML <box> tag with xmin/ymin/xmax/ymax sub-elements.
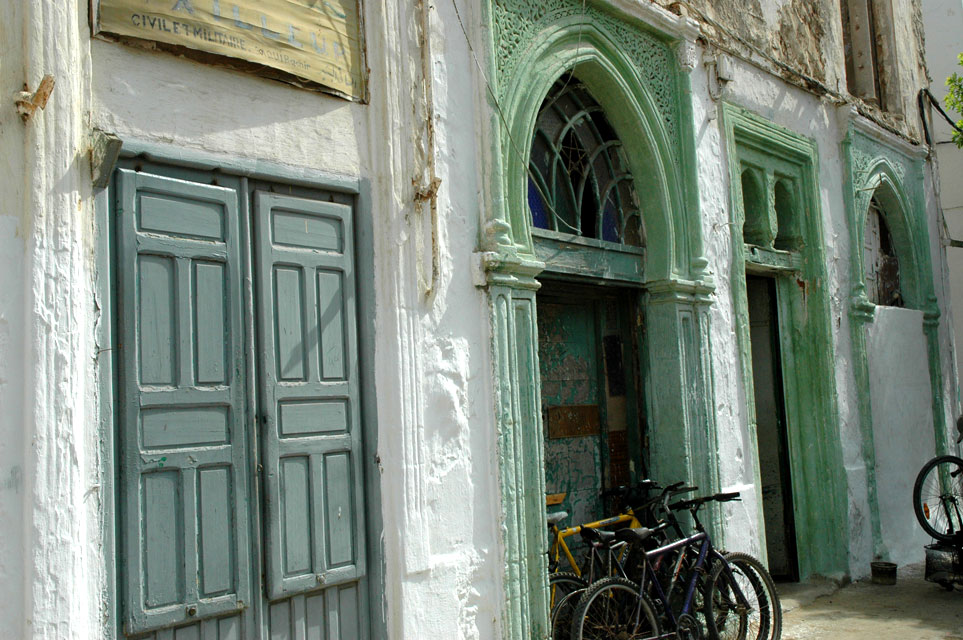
<box><xmin>482</xmin><ymin>253</ymin><xmax>549</xmax><ymax>640</ymax></box>
<box><xmin>18</xmin><ymin>0</ymin><xmax>98</xmax><ymax>636</ymax></box>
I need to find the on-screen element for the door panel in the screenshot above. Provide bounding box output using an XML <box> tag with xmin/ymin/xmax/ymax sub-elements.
<box><xmin>747</xmin><ymin>276</ymin><xmax>798</xmax><ymax>581</ymax></box>
<box><xmin>255</xmin><ymin>192</ymin><xmax>367</xmax><ymax>606</ymax></box>
<box><xmin>117</xmin><ymin>170</ymin><xmax>252</xmax><ymax>634</ymax></box>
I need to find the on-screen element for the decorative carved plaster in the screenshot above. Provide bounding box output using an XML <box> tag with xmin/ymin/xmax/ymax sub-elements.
<box><xmin>492</xmin><ymin>0</ymin><xmax>681</xmax><ymax>145</ymax></box>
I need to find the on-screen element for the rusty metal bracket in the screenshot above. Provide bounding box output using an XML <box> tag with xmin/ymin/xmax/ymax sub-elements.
<box><xmin>15</xmin><ymin>75</ymin><xmax>55</xmax><ymax>122</ymax></box>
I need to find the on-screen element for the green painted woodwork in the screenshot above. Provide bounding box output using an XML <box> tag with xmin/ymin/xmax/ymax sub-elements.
<box><xmin>483</xmin><ymin>3</ymin><xmax>716</xmax><ymax>637</ymax></box>
<box><xmin>840</xmin><ymin>119</ymin><xmax>948</xmax><ymax>560</ymax></box>
<box><xmin>531</xmin><ymin>229</ymin><xmax>645</xmax><ymax>284</ymax></box>
<box><xmin>112</xmin><ymin>156</ymin><xmax>376</xmax><ymax>639</ymax></box>
<box><xmin>488</xmin><ymin>7</ymin><xmax>706</xmax><ymax>282</ymax></box>
<box><xmin>642</xmin><ymin>283</ymin><xmax>721</xmax><ymax>538</ymax></box>
<box><xmin>116</xmin><ymin>169</ymin><xmax>253</xmax><ymax>634</ymax></box>
<box><xmin>254</xmin><ymin>191</ymin><xmax>366</xmax><ymax>602</ymax></box>
<box><xmin>540</xmin><ymin>301</ymin><xmax>603</xmax><ymax>532</ymax></box>
<box><xmin>538</xmin><ymin>293</ymin><xmax>642</xmax><ymax>533</ymax></box>
<box><xmin>486</xmin><ymin>276</ymin><xmax>550</xmax><ymax>640</ymax></box>
<box><xmin>721</xmin><ymin>103</ymin><xmax>848</xmax><ymax>580</ymax></box>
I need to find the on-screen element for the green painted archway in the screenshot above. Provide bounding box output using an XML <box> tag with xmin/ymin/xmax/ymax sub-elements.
<box><xmin>479</xmin><ymin>5</ymin><xmax>716</xmax><ymax>637</ymax></box>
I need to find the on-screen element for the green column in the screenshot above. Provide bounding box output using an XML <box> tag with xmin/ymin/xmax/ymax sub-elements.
<box><xmin>484</xmin><ymin>254</ymin><xmax>550</xmax><ymax>640</ymax></box>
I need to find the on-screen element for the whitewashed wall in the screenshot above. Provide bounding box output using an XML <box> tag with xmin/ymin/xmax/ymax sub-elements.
<box><xmin>0</xmin><ymin>1</ymin><xmax>27</xmax><ymax>636</ymax></box>
<box><xmin>0</xmin><ymin>1</ymin><xmax>958</xmax><ymax>638</ymax></box>
<box><xmin>866</xmin><ymin>308</ymin><xmax>935</xmax><ymax>565</ymax></box>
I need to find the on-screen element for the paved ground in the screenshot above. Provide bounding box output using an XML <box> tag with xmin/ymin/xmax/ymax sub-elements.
<box><xmin>779</xmin><ymin>564</ymin><xmax>963</xmax><ymax>639</ymax></box>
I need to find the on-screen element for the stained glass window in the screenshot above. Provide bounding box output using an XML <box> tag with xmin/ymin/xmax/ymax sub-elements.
<box><xmin>528</xmin><ymin>77</ymin><xmax>644</xmax><ymax>247</ymax></box>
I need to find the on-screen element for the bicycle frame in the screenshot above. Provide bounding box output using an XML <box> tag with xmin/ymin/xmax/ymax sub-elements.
<box><xmin>550</xmin><ymin>512</ymin><xmax>640</xmax><ymax>577</ymax></box>
<box><xmin>635</xmin><ymin>530</ymin><xmax>748</xmax><ymax>638</ymax></box>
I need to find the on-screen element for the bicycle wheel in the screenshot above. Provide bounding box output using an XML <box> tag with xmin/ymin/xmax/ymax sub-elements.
<box><xmin>914</xmin><ymin>455</ymin><xmax>963</xmax><ymax>542</ymax></box>
<box><xmin>550</xmin><ymin>571</ymin><xmax>588</xmax><ymax>614</ymax></box>
<box><xmin>551</xmin><ymin>587</ymin><xmax>584</xmax><ymax>640</ymax></box>
<box><xmin>571</xmin><ymin>576</ymin><xmax>660</xmax><ymax>640</ymax></box>
<box><xmin>716</xmin><ymin>552</ymin><xmax>781</xmax><ymax>640</ymax></box>
<box><xmin>702</xmin><ymin>562</ymin><xmax>756</xmax><ymax>640</ymax></box>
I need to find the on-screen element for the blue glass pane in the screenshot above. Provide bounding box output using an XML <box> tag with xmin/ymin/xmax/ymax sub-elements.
<box><xmin>529</xmin><ymin>178</ymin><xmax>550</xmax><ymax>229</ymax></box>
<box><xmin>601</xmin><ymin>201</ymin><xmax>619</xmax><ymax>243</ymax></box>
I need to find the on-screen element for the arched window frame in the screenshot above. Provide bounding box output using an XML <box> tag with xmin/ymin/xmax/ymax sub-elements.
<box><xmin>527</xmin><ymin>77</ymin><xmax>644</xmax><ymax>248</ymax></box>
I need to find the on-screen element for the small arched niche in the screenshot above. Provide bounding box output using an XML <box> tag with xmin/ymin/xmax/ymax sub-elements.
<box><xmin>740</xmin><ymin>167</ymin><xmax>772</xmax><ymax>247</ymax></box>
<box><xmin>863</xmin><ymin>195</ymin><xmax>903</xmax><ymax>307</ymax></box>
<box><xmin>774</xmin><ymin>178</ymin><xmax>802</xmax><ymax>251</ymax></box>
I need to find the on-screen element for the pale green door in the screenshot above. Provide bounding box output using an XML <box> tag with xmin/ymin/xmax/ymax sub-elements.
<box><xmin>116</xmin><ymin>169</ymin><xmax>253</xmax><ymax>634</ymax></box>
<box><xmin>115</xmin><ymin>168</ymin><xmax>369</xmax><ymax>638</ymax></box>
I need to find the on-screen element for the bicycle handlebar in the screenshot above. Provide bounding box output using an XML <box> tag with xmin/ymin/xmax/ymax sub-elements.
<box><xmin>668</xmin><ymin>491</ymin><xmax>741</xmax><ymax>512</ymax></box>
<box><xmin>600</xmin><ymin>479</ymin><xmax>659</xmax><ymax>499</ymax></box>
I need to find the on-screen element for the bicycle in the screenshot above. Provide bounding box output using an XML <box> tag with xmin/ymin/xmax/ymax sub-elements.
<box><xmin>570</xmin><ymin>492</ymin><xmax>751</xmax><ymax>640</ymax></box>
<box><xmin>548</xmin><ymin>481</ymin><xmax>698</xmax><ymax>639</ymax></box>
<box><xmin>551</xmin><ymin>527</ymin><xmax>631</xmax><ymax>640</ymax></box>
<box><xmin>547</xmin><ymin>481</ymin><xmax>660</xmax><ymax>576</ymax></box>
<box><xmin>913</xmin><ymin>418</ymin><xmax>963</xmax><ymax>542</ymax></box>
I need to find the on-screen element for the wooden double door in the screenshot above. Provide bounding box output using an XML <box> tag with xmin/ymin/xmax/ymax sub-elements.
<box><xmin>114</xmin><ymin>165</ymin><xmax>371</xmax><ymax>638</ymax></box>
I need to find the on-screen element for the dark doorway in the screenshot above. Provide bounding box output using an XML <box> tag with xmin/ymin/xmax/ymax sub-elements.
<box><xmin>746</xmin><ymin>276</ymin><xmax>799</xmax><ymax>582</ymax></box>
<box><xmin>537</xmin><ymin>282</ymin><xmax>644</xmax><ymax>529</ymax></box>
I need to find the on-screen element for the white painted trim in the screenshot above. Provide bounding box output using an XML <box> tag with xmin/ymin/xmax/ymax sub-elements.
<box><xmin>837</xmin><ymin>104</ymin><xmax>928</xmax><ymax>158</ymax></box>
<box><xmin>595</xmin><ymin>0</ymin><xmax>701</xmax><ymax>42</ymax></box>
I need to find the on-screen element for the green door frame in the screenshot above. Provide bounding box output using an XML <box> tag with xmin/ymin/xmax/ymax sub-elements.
<box><xmin>481</xmin><ymin>3</ymin><xmax>716</xmax><ymax>636</ymax></box>
<box><xmin>840</xmin><ymin>113</ymin><xmax>953</xmax><ymax>561</ymax></box>
<box><xmin>721</xmin><ymin>103</ymin><xmax>849</xmax><ymax>580</ymax></box>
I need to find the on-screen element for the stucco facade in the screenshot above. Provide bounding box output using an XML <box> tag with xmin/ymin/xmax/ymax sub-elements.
<box><xmin>0</xmin><ymin>1</ymin><xmax>958</xmax><ymax>639</ymax></box>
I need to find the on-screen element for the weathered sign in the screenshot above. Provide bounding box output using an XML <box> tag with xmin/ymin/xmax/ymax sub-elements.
<box><xmin>95</xmin><ymin>0</ymin><xmax>365</xmax><ymax>100</ymax></box>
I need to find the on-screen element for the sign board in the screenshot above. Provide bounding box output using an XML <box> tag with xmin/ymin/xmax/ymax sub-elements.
<box><xmin>95</xmin><ymin>0</ymin><xmax>365</xmax><ymax>100</ymax></box>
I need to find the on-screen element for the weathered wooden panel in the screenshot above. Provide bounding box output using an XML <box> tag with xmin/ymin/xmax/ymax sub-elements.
<box><xmin>274</xmin><ymin>266</ymin><xmax>307</xmax><ymax>381</ymax></box>
<box><xmin>546</xmin><ymin>404</ymin><xmax>600</xmax><ymax>439</ymax></box>
<box><xmin>194</xmin><ymin>261</ymin><xmax>227</xmax><ymax>384</ymax></box>
<box><xmin>280</xmin><ymin>456</ymin><xmax>313</xmax><ymax>577</ymax></box>
<box><xmin>279</xmin><ymin>400</ymin><xmax>348</xmax><ymax>437</ymax></box>
<box><xmin>141</xmin><ymin>407</ymin><xmax>229</xmax><ymax>449</ymax></box>
<box><xmin>255</xmin><ymin>191</ymin><xmax>366</xmax><ymax>604</ymax></box>
<box><xmin>139</xmin><ymin>255</ymin><xmax>176</xmax><ymax>385</ymax></box>
<box><xmin>324</xmin><ymin>452</ymin><xmax>354</xmax><ymax>567</ymax></box>
<box><xmin>197</xmin><ymin>466</ymin><xmax>234</xmax><ymax>597</ymax></box>
<box><xmin>317</xmin><ymin>270</ymin><xmax>346</xmax><ymax>380</ymax></box>
<box><xmin>132</xmin><ymin>613</ymin><xmax>243</xmax><ymax>640</ymax></box>
<box><xmin>538</xmin><ymin>300</ymin><xmax>605</xmax><ymax>530</ymax></box>
<box><xmin>272</xmin><ymin>209</ymin><xmax>343</xmax><ymax>253</ymax></box>
<box><xmin>139</xmin><ymin>192</ymin><xmax>225</xmax><ymax>241</ymax></box>
<box><xmin>141</xmin><ymin>470</ymin><xmax>183</xmax><ymax>608</ymax></box>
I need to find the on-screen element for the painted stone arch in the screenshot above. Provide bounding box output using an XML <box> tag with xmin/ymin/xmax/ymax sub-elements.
<box><xmin>498</xmin><ymin>20</ymin><xmax>693</xmax><ymax>281</ymax></box>
<box><xmin>853</xmin><ymin>159</ymin><xmax>925</xmax><ymax>309</ymax></box>
<box><xmin>843</xmin><ymin>121</ymin><xmax>951</xmax><ymax>564</ymax></box>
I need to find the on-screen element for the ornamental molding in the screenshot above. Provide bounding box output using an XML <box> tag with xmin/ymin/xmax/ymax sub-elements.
<box><xmin>492</xmin><ymin>0</ymin><xmax>683</xmax><ymax>145</ymax></box>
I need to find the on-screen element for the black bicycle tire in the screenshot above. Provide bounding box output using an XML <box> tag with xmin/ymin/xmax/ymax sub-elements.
<box><xmin>913</xmin><ymin>455</ymin><xmax>963</xmax><ymax>542</ymax></box>
<box><xmin>704</xmin><ymin>560</ymin><xmax>749</xmax><ymax>640</ymax></box>
<box><xmin>570</xmin><ymin>576</ymin><xmax>660</xmax><ymax>640</ymax></box>
<box><xmin>551</xmin><ymin>587</ymin><xmax>585</xmax><ymax>640</ymax></box>
<box><xmin>720</xmin><ymin>552</ymin><xmax>781</xmax><ymax>640</ymax></box>
<box><xmin>550</xmin><ymin>571</ymin><xmax>589</xmax><ymax>614</ymax></box>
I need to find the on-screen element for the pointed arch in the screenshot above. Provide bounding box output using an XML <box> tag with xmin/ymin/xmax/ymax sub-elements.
<box><xmin>497</xmin><ymin>19</ymin><xmax>694</xmax><ymax>282</ymax></box>
<box><xmin>853</xmin><ymin>158</ymin><xmax>925</xmax><ymax>309</ymax></box>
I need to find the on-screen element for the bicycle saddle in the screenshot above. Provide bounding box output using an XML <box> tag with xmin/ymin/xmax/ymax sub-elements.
<box><xmin>615</xmin><ymin>527</ymin><xmax>657</xmax><ymax>545</ymax></box>
<box><xmin>546</xmin><ymin>511</ymin><xmax>568</xmax><ymax>526</ymax></box>
<box><xmin>580</xmin><ymin>527</ymin><xmax>617</xmax><ymax>545</ymax></box>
